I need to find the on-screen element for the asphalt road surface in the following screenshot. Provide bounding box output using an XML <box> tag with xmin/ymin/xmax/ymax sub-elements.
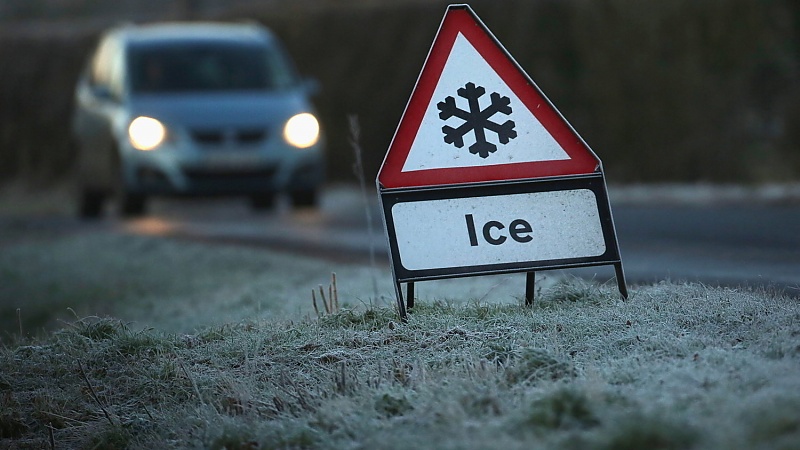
<box><xmin>118</xmin><ymin>185</ymin><xmax>800</xmax><ymax>296</ymax></box>
<box><xmin>588</xmin><ymin>203</ymin><xmax>800</xmax><ymax>290</ymax></box>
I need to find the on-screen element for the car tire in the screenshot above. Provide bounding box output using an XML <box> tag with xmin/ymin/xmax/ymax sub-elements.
<box><xmin>290</xmin><ymin>189</ymin><xmax>318</xmax><ymax>208</ymax></box>
<box><xmin>109</xmin><ymin>147</ymin><xmax>147</xmax><ymax>218</ymax></box>
<box><xmin>120</xmin><ymin>193</ymin><xmax>147</xmax><ymax>217</ymax></box>
<box><xmin>249</xmin><ymin>193</ymin><xmax>276</xmax><ymax>211</ymax></box>
<box><xmin>78</xmin><ymin>189</ymin><xmax>106</xmax><ymax>219</ymax></box>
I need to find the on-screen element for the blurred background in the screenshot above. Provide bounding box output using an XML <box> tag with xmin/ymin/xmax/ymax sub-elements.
<box><xmin>1</xmin><ymin>0</ymin><xmax>799</xmax><ymax>188</ymax></box>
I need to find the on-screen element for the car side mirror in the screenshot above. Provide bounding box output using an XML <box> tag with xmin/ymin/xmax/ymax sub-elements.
<box><xmin>91</xmin><ymin>84</ymin><xmax>115</xmax><ymax>102</ymax></box>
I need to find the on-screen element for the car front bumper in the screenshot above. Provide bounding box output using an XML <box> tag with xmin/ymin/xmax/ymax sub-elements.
<box><xmin>119</xmin><ymin>135</ymin><xmax>324</xmax><ymax>196</ymax></box>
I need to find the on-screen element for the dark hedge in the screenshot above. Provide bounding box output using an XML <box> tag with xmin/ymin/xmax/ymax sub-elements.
<box><xmin>2</xmin><ymin>0</ymin><xmax>799</xmax><ymax>185</ymax></box>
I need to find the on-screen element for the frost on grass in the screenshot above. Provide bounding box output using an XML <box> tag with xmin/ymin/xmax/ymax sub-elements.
<box><xmin>2</xmin><ymin>281</ymin><xmax>800</xmax><ymax>449</ymax></box>
<box><xmin>0</xmin><ymin>230</ymin><xmax>398</xmax><ymax>336</ymax></box>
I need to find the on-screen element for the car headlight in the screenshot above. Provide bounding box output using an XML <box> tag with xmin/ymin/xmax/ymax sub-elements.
<box><xmin>129</xmin><ymin>116</ymin><xmax>166</xmax><ymax>151</ymax></box>
<box><xmin>283</xmin><ymin>113</ymin><xmax>320</xmax><ymax>149</ymax></box>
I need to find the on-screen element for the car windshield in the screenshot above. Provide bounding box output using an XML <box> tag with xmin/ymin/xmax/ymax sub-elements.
<box><xmin>128</xmin><ymin>41</ymin><xmax>297</xmax><ymax>93</ymax></box>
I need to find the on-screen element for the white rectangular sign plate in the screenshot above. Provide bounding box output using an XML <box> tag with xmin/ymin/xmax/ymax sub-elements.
<box><xmin>379</xmin><ymin>175</ymin><xmax>621</xmax><ymax>283</ymax></box>
<box><xmin>391</xmin><ymin>189</ymin><xmax>605</xmax><ymax>271</ymax></box>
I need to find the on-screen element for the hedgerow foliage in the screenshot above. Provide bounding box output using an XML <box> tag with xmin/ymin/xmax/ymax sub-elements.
<box><xmin>2</xmin><ymin>0</ymin><xmax>800</xmax><ymax>184</ymax></box>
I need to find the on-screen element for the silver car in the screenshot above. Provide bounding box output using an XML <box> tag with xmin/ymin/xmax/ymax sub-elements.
<box><xmin>72</xmin><ymin>22</ymin><xmax>325</xmax><ymax>217</ymax></box>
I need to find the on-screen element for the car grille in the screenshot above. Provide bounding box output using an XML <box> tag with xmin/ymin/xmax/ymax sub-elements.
<box><xmin>183</xmin><ymin>167</ymin><xmax>276</xmax><ymax>180</ymax></box>
<box><xmin>191</xmin><ymin>128</ymin><xmax>267</xmax><ymax>146</ymax></box>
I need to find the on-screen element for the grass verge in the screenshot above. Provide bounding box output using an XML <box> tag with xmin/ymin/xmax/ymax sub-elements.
<box><xmin>2</xmin><ymin>280</ymin><xmax>799</xmax><ymax>449</ymax></box>
<box><xmin>0</xmin><ymin>223</ymin><xmax>399</xmax><ymax>338</ymax></box>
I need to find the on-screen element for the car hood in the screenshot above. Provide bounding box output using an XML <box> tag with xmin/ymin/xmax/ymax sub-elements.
<box><xmin>127</xmin><ymin>91</ymin><xmax>310</xmax><ymax>129</ymax></box>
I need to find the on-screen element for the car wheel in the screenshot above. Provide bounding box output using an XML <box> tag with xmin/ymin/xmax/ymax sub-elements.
<box><xmin>78</xmin><ymin>189</ymin><xmax>106</xmax><ymax>219</ymax></box>
<box><xmin>109</xmin><ymin>149</ymin><xmax>147</xmax><ymax>218</ymax></box>
<box><xmin>120</xmin><ymin>193</ymin><xmax>147</xmax><ymax>217</ymax></box>
<box><xmin>249</xmin><ymin>193</ymin><xmax>276</xmax><ymax>211</ymax></box>
<box><xmin>290</xmin><ymin>189</ymin><xmax>318</xmax><ymax>208</ymax></box>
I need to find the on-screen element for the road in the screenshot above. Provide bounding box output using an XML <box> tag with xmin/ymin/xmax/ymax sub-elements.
<box><xmin>592</xmin><ymin>204</ymin><xmax>800</xmax><ymax>290</ymax></box>
<box><xmin>118</xmin><ymin>185</ymin><xmax>800</xmax><ymax>296</ymax></box>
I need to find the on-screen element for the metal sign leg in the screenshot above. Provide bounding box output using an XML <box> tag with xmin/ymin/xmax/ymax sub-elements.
<box><xmin>406</xmin><ymin>282</ymin><xmax>415</xmax><ymax>310</ymax></box>
<box><xmin>394</xmin><ymin>279</ymin><xmax>408</xmax><ymax>322</ymax></box>
<box><xmin>525</xmin><ymin>271</ymin><xmax>536</xmax><ymax>306</ymax></box>
<box><xmin>614</xmin><ymin>262</ymin><xmax>629</xmax><ymax>300</ymax></box>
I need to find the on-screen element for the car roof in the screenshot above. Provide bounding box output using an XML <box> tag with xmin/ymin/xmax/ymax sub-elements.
<box><xmin>110</xmin><ymin>22</ymin><xmax>276</xmax><ymax>47</ymax></box>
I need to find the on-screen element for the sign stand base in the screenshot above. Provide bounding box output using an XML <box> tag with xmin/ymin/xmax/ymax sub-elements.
<box><xmin>525</xmin><ymin>272</ymin><xmax>536</xmax><ymax>306</ymax></box>
<box><xmin>397</xmin><ymin>267</ymin><xmax>627</xmax><ymax>321</ymax></box>
<box><xmin>393</xmin><ymin>279</ymin><xmax>409</xmax><ymax>322</ymax></box>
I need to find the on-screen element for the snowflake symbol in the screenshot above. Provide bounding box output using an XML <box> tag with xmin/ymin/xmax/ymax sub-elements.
<box><xmin>437</xmin><ymin>82</ymin><xmax>517</xmax><ymax>158</ymax></box>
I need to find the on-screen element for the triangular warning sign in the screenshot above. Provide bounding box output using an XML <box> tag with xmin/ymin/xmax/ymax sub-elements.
<box><xmin>378</xmin><ymin>4</ymin><xmax>600</xmax><ymax>189</ymax></box>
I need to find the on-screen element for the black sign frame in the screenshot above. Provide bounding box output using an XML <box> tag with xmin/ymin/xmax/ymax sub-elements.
<box><xmin>378</xmin><ymin>173</ymin><xmax>628</xmax><ymax>320</ymax></box>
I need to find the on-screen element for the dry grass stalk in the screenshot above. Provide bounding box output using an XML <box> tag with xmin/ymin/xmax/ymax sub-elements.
<box><xmin>77</xmin><ymin>360</ymin><xmax>114</xmax><ymax>427</ymax></box>
<box><xmin>177</xmin><ymin>358</ymin><xmax>203</xmax><ymax>404</ymax></box>
<box><xmin>312</xmin><ymin>289</ymin><xmax>320</xmax><ymax>318</ymax></box>
<box><xmin>337</xmin><ymin>361</ymin><xmax>347</xmax><ymax>394</ymax></box>
<box><xmin>17</xmin><ymin>308</ymin><xmax>22</xmax><ymax>337</ymax></box>
<box><xmin>332</xmin><ymin>272</ymin><xmax>339</xmax><ymax>311</ymax></box>
<box><xmin>47</xmin><ymin>422</ymin><xmax>55</xmax><ymax>450</ymax></box>
<box><xmin>348</xmin><ymin>115</ymin><xmax>380</xmax><ymax>300</ymax></box>
<box><xmin>319</xmin><ymin>285</ymin><xmax>330</xmax><ymax>315</ymax></box>
<box><xmin>311</xmin><ymin>272</ymin><xmax>340</xmax><ymax>318</ymax></box>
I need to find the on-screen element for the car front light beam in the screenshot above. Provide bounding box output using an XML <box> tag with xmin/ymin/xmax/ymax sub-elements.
<box><xmin>129</xmin><ymin>116</ymin><xmax>166</xmax><ymax>151</ymax></box>
<box><xmin>283</xmin><ymin>113</ymin><xmax>320</xmax><ymax>149</ymax></box>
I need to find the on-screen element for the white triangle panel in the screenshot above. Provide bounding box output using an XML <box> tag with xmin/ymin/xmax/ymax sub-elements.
<box><xmin>401</xmin><ymin>33</ymin><xmax>570</xmax><ymax>173</ymax></box>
